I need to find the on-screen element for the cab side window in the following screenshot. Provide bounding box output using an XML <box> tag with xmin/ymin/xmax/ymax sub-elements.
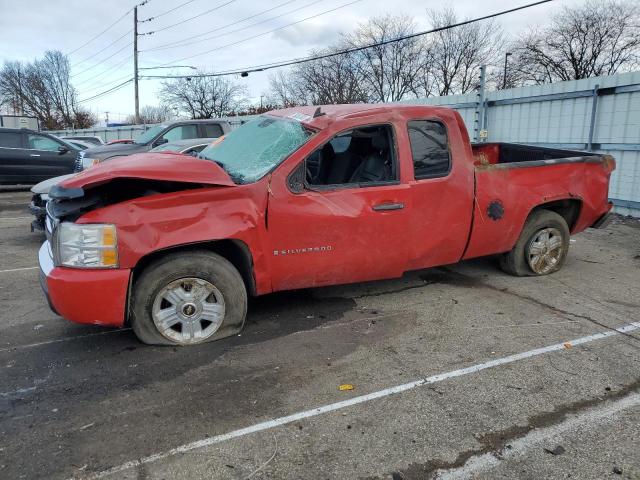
<box><xmin>304</xmin><ymin>125</ymin><xmax>396</xmax><ymax>188</ymax></box>
<box><xmin>407</xmin><ymin>120</ymin><xmax>450</xmax><ymax>179</ymax></box>
<box><xmin>27</xmin><ymin>134</ymin><xmax>61</xmax><ymax>151</ymax></box>
<box><xmin>162</xmin><ymin>125</ymin><xmax>199</xmax><ymax>142</ymax></box>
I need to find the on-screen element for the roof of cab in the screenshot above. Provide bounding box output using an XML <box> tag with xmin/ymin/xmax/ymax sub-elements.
<box><xmin>266</xmin><ymin>103</ymin><xmax>453</xmax><ymax>128</ymax></box>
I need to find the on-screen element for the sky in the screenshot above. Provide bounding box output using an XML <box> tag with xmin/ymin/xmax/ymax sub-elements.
<box><xmin>0</xmin><ymin>0</ymin><xmax>585</xmax><ymax>124</ymax></box>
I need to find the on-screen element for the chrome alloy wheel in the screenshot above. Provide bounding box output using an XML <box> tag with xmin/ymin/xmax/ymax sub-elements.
<box><xmin>526</xmin><ymin>227</ymin><xmax>564</xmax><ymax>274</ymax></box>
<box><xmin>152</xmin><ymin>277</ymin><xmax>226</xmax><ymax>345</ymax></box>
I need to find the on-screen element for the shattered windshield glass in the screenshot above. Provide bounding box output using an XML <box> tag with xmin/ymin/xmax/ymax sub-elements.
<box><xmin>199</xmin><ymin>116</ymin><xmax>315</xmax><ymax>184</ymax></box>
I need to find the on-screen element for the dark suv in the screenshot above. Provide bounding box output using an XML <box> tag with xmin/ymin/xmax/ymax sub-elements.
<box><xmin>77</xmin><ymin>119</ymin><xmax>231</xmax><ymax>171</ymax></box>
<box><xmin>0</xmin><ymin>128</ymin><xmax>81</xmax><ymax>184</ymax></box>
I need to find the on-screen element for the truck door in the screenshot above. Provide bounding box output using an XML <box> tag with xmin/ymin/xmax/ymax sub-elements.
<box><xmin>403</xmin><ymin>118</ymin><xmax>474</xmax><ymax>269</ymax></box>
<box><xmin>267</xmin><ymin>124</ymin><xmax>411</xmax><ymax>292</ymax></box>
<box><xmin>0</xmin><ymin>130</ymin><xmax>28</xmax><ymax>183</ymax></box>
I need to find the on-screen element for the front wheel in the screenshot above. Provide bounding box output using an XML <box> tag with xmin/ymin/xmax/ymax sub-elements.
<box><xmin>130</xmin><ymin>251</ymin><xmax>247</xmax><ymax>346</ymax></box>
<box><xmin>499</xmin><ymin>210</ymin><xmax>570</xmax><ymax>277</ymax></box>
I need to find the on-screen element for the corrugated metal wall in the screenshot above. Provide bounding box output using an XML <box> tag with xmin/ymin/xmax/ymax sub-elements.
<box><xmin>404</xmin><ymin>71</ymin><xmax>640</xmax><ymax>217</ymax></box>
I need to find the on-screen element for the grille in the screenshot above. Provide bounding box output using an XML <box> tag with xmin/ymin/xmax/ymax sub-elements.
<box><xmin>44</xmin><ymin>202</ymin><xmax>58</xmax><ymax>244</ymax></box>
<box><xmin>74</xmin><ymin>151</ymin><xmax>84</xmax><ymax>172</ymax></box>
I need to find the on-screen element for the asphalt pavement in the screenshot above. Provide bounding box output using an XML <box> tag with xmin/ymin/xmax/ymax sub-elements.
<box><xmin>0</xmin><ymin>189</ymin><xmax>639</xmax><ymax>480</ymax></box>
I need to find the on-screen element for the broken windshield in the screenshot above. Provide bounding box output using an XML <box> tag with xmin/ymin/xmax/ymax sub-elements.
<box><xmin>199</xmin><ymin>116</ymin><xmax>315</xmax><ymax>184</ymax></box>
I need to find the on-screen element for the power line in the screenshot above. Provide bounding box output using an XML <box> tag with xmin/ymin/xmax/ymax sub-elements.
<box><xmin>71</xmin><ymin>29</ymin><xmax>133</xmax><ymax>68</ymax></box>
<box><xmin>153</xmin><ymin>0</ymin><xmax>364</xmax><ymax>66</ymax></box>
<box><xmin>74</xmin><ymin>54</ymin><xmax>133</xmax><ymax>90</ymax></box>
<box><xmin>78</xmin><ymin>72</ymin><xmax>134</xmax><ymax>97</ymax></box>
<box><xmin>71</xmin><ymin>42</ymin><xmax>133</xmax><ymax>78</ymax></box>
<box><xmin>143</xmin><ymin>0</ymin><xmax>301</xmax><ymax>52</ymax></box>
<box><xmin>67</xmin><ymin>8</ymin><xmax>133</xmax><ymax>55</ymax></box>
<box><xmin>78</xmin><ymin>78</ymin><xmax>133</xmax><ymax>104</ymax></box>
<box><xmin>140</xmin><ymin>0</ymin><xmax>199</xmax><ymax>22</ymax></box>
<box><xmin>142</xmin><ymin>0</ymin><xmax>552</xmax><ymax>79</ymax></box>
<box><xmin>140</xmin><ymin>0</ymin><xmax>238</xmax><ymax>35</ymax></box>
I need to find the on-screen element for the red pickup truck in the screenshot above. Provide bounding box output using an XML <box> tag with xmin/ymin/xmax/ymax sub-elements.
<box><xmin>39</xmin><ymin>104</ymin><xmax>615</xmax><ymax>346</ymax></box>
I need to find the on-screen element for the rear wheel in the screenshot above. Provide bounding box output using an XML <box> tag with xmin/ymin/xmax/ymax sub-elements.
<box><xmin>131</xmin><ymin>251</ymin><xmax>247</xmax><ymax>345</ymax></box>
<box><xmin>499</xmin><ymin>210</ymin><xmax>570</xmax><ymax>277</ymax></box>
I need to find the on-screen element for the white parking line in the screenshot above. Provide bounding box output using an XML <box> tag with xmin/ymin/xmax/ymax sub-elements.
<box><xmin>0</xmin><ymin>216</ymin><xmax>32</xmax><ymax>220</ymax></box>
<box><xmin>0</xmin><ymin>266</ymin><xmax>38</xmax><ymax>274</ymax></box>
<box><xmin>0</xmin><ymin>329</ymin><xmax>133</xmax><ymax>353</ymax></box>
<box><xmin>438</xmin><ymin>392</ymin><xmax>640</xmax><ymax>479</ymax></box>
<box><xmin>82</xmin><ymin>321</ymin><xmax>640</xmax><ymax>480</ymax></box>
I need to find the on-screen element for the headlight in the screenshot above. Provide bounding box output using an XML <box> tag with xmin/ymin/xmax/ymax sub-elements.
<box><xmin>54</xmin><ymin>223</ymin><xmax>118</xmax><ymax>268</ymax></box>
<box><xmin>82</xmin><ymin>156</ymin><xmax>100</xmax><ymax>169</ymax></box>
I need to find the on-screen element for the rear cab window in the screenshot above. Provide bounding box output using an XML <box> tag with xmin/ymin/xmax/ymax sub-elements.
<box><xmin>202</xmin><ymin>124</ymin><xmax>223</xmax><ymax>138</ymax></box>
<box><xmin>0</xmin><ymin>131</ymin><xmax>23</xmax><ymax>148</ymax></box>
<box><xmin>407</xmin><ymin>120</ymin><xmax>451</xmax><ymax>179</ymax></box>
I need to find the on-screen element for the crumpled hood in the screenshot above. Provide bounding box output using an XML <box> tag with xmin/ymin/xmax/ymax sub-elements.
<box><xmin>60</xmin><ymin>152</ymin><xmax>235</xmax><ymax>191</ymax></box>
<box><xmin>31</xmin><ymin>173</ymin><xmax>75</xmax><ymax>195</ymax></box>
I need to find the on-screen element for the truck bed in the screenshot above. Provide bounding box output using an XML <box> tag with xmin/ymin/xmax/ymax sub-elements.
<box><xmin>463</xmin><ymin>143</ymin><xmax>614</xmax><ymax>261</ymax></box>
<box><xmin>472</xmin><ymin>142</ymin><xmax>602</xmax><ymax>168</ymax></box>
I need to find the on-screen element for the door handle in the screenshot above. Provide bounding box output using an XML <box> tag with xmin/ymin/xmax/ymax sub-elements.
<box><xmin>372</xmin><ymin>202</ymin><xmax>404</xmax><ymax>212</ymax></box>
<box><xmin>30</xmin><ymin>154</ymin><xmax>41</xmax><ymax>157</ymax></box>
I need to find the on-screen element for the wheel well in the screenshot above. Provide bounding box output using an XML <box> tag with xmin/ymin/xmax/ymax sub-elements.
<box><xmin>530</xmin><ymin>199</ymin><xmax>582</xmax><ymax>231</ymax></box>
<box><xmin>132</xmin><ymin>239</ymin><xmax>257</xmax><ymax>296</ymax></box>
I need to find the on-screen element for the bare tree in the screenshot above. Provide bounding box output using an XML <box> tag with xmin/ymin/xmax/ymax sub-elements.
<box><xmin>345</xmin><ymin>15</ymin><xmax>429</xmax><ymax>102</ymax></box>
<box><xmin>427</xmin><ymin>9</ymin><xmax>502</xmax><ymax>96</ymax></box>
<box><xmin>0</xmin><ymin>50</ymin><xmax>90</xmax><ymax>129</ymax></box>
<box><xmin>267</xmin><ymin>15</ymin><xmax>431</xmax><ymax>105</ymax></box>
<box><xmin>159</xmin><ymin>75</ymin><xmax>248</xmax><ymax>118</ymax></box>
<box><xmin>72</xmin><ymin>109</ymin><xmax>98</xmax><ymax>129</ymax></box>
<box><xmin>126</xmin><ymin>105</ymin><xmax>172</xmax><ymax>124</ymax></box>
<box><xmin>297</xmin><ymin>45</ymin><xmax>370</xmax><ymax>104</ymax></box>
<box><xmin>513</xmin><ymin>0</ymin><xmax>640</xmax><ymax>84</ymax></box>
<box><xmin>267</xmin><ymin>70</ymin><xmax>307</xmax><ymax>107</ymax></box>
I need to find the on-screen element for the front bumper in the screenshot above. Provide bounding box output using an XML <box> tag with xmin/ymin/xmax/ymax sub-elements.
<box><xmin>38</xmin><ymin>241</ymin><xmax>131</xmax><ymax>327</ymax></box>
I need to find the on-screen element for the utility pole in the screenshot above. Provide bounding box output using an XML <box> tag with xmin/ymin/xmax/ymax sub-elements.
<box><xmin>133</xmin><ymin>6</ymin><xmax>140</xmax><ymax>124</ymax></box>
<box><xmin>502</xmin><ymin>52</ymin><xmax>512</xmax><ymax>90</ymax></box>
<box><xmin>473</xmin><ymin>65</ymin><xmax>487</xmax><ymax>143</ymax></box>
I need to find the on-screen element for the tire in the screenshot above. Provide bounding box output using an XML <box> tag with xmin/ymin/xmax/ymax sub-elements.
<box><xmin>499</xmin><ymin>210</ymin><xmax>570</xmax><ymax>277</ymax></box>
<box><xmin>130</xmin><ymin>251</ymin><xmax>247</xmax><ymax>346</ymax></box>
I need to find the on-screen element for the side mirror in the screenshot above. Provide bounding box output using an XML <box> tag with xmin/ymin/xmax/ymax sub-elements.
<box><xmin>154</xmin><ymin>138</ymin><xmax>168</xmax><ymax>147</ymax></box>
<box><xmin>58</xmin><ymin>145</ymin><xmax>69</xmax><ymax>154</ymax></box>
<box><xmin>288</xmin><ymin>161</ymin><xmax>306</xmax><ymax>194</ymax></box>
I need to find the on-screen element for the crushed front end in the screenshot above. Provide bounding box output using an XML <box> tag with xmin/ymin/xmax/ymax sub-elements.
<box><xmin>38</xmin><ymin>189</ymin><xmax>130</xmax><ymax>327</ymax></box>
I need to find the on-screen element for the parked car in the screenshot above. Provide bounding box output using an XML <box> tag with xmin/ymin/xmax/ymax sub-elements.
<box><xmin>38</xmin><ymin>104</ymin><xmax>615</xmax><ymax>346</ymax></box>
<box><xmin>61</xmin><ymin>135</ymin><xmax>104</xmax><ymax>146</ymax></box>
<box><xmin>107</xmin><ymin>139</ymin><xmax>135</xmax><ymax>145</ymax></box>
<box><xmin>0</xmin><ymin>128</ymin><xmax>81</xmax><ymax>184</ymax></box>
<box><xmin>76</xmin><ymin>119</ymin><xmax>231</xmax><ymax>171</ymax></box>
<box><xmin>149</xmin><ymin>138</ymin><xmax>216</xmax><ymax>156</ymax></box>
<box><xmin>28</xmin><ymin>137</ymin><xmax>220</xmax><ymax>232</ymax></box>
